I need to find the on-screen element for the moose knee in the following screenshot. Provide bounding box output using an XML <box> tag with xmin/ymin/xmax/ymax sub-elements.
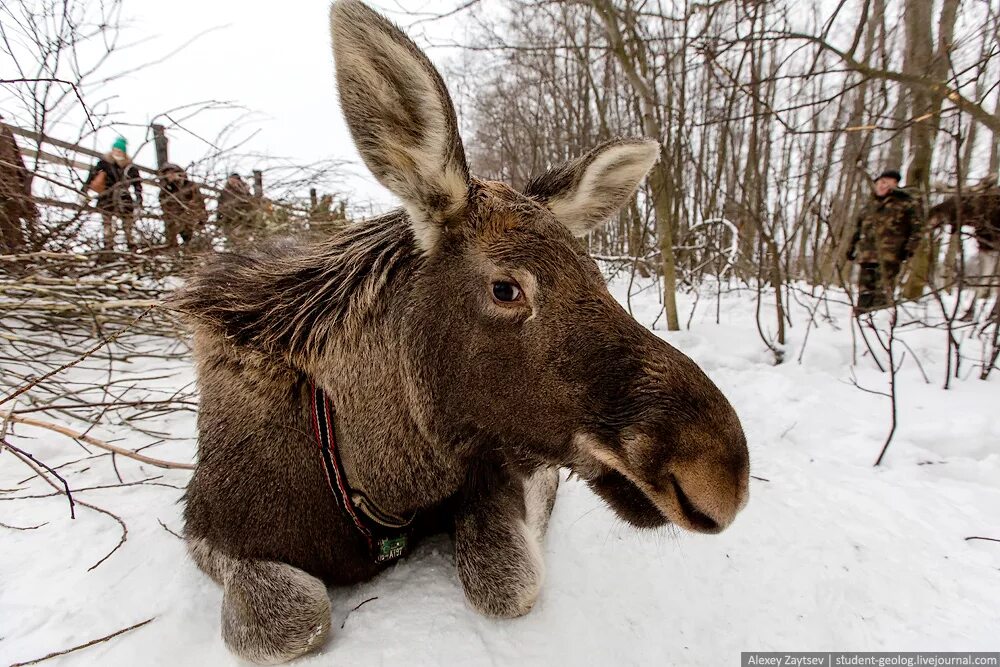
<box><xmin>221</xmin><ymin>560</ymin><xmax>331</xmax><ymax>665</ymax></box>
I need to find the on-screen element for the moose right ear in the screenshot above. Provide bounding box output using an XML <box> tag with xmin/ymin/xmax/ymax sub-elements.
<box><xmin>330</xmin><ymin>0</ymin><xmax>470</xmax><ymax>253</ymax></box>
<box><xmin>523</xmin><ymin>138</ymin><xmax>659</xmax><ymax>238</ymax></box>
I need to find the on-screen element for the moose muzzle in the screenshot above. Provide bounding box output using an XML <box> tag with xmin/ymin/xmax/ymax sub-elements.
<box><xmin>572</xmin><ymin>333</ymin><xmax>750</xmax><ymax>534</ymax></box>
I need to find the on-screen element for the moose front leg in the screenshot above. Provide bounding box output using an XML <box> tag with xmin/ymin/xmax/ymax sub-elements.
<box><xmin>454</xmin><ymin>466</ymin><xmax>559</xmax><ymax>618</ymax></box>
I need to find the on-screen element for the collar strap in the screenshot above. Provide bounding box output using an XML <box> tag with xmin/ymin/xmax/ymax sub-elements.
<box><xmin>310</xmin><ymin>383</ymin><xmax>413</xmax><ymax>563</ymax></box>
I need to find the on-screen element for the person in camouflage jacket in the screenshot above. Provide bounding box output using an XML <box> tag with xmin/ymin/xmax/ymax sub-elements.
<box><xmin>847</xmin><ymin>169</ymin><xmax>923</xmax><ymax>313</ymax></box>
<box><xmin>0</xmin><ymin>117</ymin><xmax>38</xmax><ymax>252</ymax></box>
<box><xmin>158</xmin><ymin>163</ymin><xmax>207</xmax><ymax>249</ymax></box>
<box><xmin>216</xmin><ymin>172</ymin><xmax>254</xmax><ymax>246</ymax></box>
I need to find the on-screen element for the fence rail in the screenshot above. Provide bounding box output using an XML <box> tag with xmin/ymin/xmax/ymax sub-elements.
<box><xmin>1</xmin><ymin>120</ymin><xmax>332</xmax><ymax>218</ymax></box>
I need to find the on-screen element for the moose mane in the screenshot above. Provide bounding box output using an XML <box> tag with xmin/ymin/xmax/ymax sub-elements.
<box><xmin>172</xmin><ymin>209</ymin><xmax>421</xmax><ymax>362</ymax></box>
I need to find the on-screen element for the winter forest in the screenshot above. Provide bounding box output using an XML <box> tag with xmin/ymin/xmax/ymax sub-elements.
<box><xmin>2</xmin><ymin>0</ymin><xmax>999</xmax><ymax>665</ymax></box>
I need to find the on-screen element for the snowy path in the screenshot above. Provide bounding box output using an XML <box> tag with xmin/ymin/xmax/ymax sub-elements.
<box><xmin>3</xmin><ymin>284</ymin><xmax>998</xmax><ymax>666</ymax></box>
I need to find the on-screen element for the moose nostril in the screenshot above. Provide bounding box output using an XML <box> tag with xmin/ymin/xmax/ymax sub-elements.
<box><xmin>669</xmin><ymin>476</ymin><xmax>721</xmax><ymax>533</ymax></box>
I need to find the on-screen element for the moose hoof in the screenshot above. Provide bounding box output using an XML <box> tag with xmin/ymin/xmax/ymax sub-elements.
<box><xmin>221</xmin><ymin>560</ymin><xmax>331</xmax><ymax>664</ymax></box>
<box><xmin>458</xmin><ymin>525</ymin><xmax>544</xmax><ymax>619</ymax></box>
<box><xmin>466</xmin><ymin>574</ymin><xmax>542</xmax><ymax>619</ymax></box>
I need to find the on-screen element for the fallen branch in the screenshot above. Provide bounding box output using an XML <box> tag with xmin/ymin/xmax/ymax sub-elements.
<box><xmin>1</xmin><ymin>439</ymin><xmax>76</xmax><ymax>518</ymax></box>
<box><xmin>0</xmin><ymin>520</ymin><xmax>48</xmax><ymax>530</ymax></box>
<box><xmin>4</xmin><ymin>441</ymin><xmax>130</xmax><ymax>570</ymax></box>
<box><xmin>6</xmin><ymin>414</ymin><xmax>194</xmax><ymax>470</ymax></box>
<box><xmin>0</xmin><ymin>298</ymin><xmax>161</xmax><ymax>312</ymax></box>
<box><xmin>9</xmin><ymin>617</ymin><xmax>155</xmax><ymax>667</ymax></box>
<box><xmin>341</xmin><ymin>596</ymin><xmax>379</xmax><ymax>629</ymax></box>
<box><xmin>80</xmin><ymin>498</ymin><xmax>129</xmax><ymax>571</ymax></box>
<box><xmin>158</xmin><ymin>518</ymin><xmax>184</xmax><ymax>540</ymax></box>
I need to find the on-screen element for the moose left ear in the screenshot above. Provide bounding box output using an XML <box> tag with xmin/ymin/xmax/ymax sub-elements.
<box><xmin>330</xmin><ymin>0</ymin><xmax>469</xmax><ymax>253</ymax></box>
<box><xmin>523</xmin><ymin>138</ymin><xmax>660</xmax><ymax>237</ymax></box>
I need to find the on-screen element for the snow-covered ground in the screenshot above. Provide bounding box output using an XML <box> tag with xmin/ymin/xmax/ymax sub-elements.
<box><xmin>2</xmin><ymin>279</ymin><xmax>998</xmax><ymax>666</ymax></box>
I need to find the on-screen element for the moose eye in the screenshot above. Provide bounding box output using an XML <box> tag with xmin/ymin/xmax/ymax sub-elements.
<box><xmin>491</xmin><ymin>280</ymin><xmax>523</xmax><ymax>304</ymax></box>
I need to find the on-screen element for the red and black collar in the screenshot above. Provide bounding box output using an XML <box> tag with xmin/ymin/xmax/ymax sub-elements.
<box><xmin>310</xmin><ymin>383</ymin><xmax>413</xmax><ymax>563</ymax></box>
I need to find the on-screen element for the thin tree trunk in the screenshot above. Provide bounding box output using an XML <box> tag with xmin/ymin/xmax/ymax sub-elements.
<box><xmin>902</xmin><ymin>0</ymin><xmax>960</xmax><ymax>299</ymax></box>
<box><xmin>591</xmin><ymin>0</ymin><xmax>680</xmax><ymax>330</ymax></box>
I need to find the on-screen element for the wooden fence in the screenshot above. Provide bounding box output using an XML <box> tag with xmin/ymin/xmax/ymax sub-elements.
<box><xmin>1</xmin><ymin>119</ymin><xmax>343</xmax><ymax>223</ymax></box>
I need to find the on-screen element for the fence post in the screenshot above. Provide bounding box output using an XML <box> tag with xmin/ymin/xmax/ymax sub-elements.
<box><xmin>309</xmin><ymin>188</ymin><xmax>318</xmax><ymax>210</ymax></box>
<box><xmin>252</xmin><ymin>170</ymin><xmax>263</xmax><ymax>200</ymax></box>
<box><xmin>151</xmin><ymin>124</ymin><xmax>168</xmax><ymax>169</ymax></box>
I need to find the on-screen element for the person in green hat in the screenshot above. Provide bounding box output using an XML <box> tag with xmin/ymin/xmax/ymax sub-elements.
<box><xmin>80</xmin><ymin>135</ymin><xmax>143</xmax><ymax>252</ymax></box>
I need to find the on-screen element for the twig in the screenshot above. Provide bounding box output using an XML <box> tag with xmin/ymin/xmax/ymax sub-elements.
<box><xmin>874</xmin><ymin>307</ymin><xmax>900</xmax><ymax>466</ymax></box>
<box><xmin>157</xmin><ymin>518</ymin><xmax>184</xmax><ymax>540</ymax></box>
<box><xmin>0</xmin><ymin>80</ymin><xmax>98</xmax><ymax>132</ymax></box>
<box><xmin>0</xmin><ymin>520</ymin><xmax>48</xmax><ymax>530</ymax></box>
<box><xmin>8</xmin><ymin>617</ymin><xmax>155</xmax><ymax>667</ymax></box>
<box><xmin>341</xmin><ymin>596</ymin><xmax>379</xmax><ymax>629</ymax></box>
<box><xmin>5</xmin><ymin>414</ymin><xmax>194</xmax><ymax>469</ymax></box>
<box><xmin>897</xmin><ymin>339</ymin><xmax>931</xmax><ymax>384</ymax></box>
<box><xmin>854</xmin><ymin>315</ymin><xmax>886</xmax><ymax>372</ymax></box>
<box><xmin>1</xmin><ymin>476</ymin><xmax>166</xmax><ymax>500</ymax></box>
<box><xmin>964</xmin><ymin>536</ymin><xmax>1000</xmax><ymax>544</ymax></box>
<box><xmin>846</xmin><ymin>368</ymin><xmax>891</xmax><ymax>399</ymax></box>
<box><xmin>2</xmin><ymin>440</ymin><xmax>76</xmax><ymax>518</ymax></box>
<box><xmin>81</xmin><ymin>498</ymin><xmax>128</xmax><ymax>571</ymax></box>
<box><xmin>3</xmin><ymin>440</ymin><xmax>127</xmax><ymax>569</ymax></box>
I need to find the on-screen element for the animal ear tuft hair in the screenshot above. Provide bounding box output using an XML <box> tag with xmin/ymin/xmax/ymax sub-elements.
<box><xmin>523</xmin><ymin>138</ymin><xmax>660</xmax><ymax>237</ymax></box>
<box><xmin>330</xmin><ymin>0</ymin><xmax>469</xmax><ymax>253</ymax></box>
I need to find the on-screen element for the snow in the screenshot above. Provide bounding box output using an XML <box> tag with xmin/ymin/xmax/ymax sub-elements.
<box><xmin>2</xmin><ymin>280</ymin><xmax>999</xmax><ymax>666</ymax></box>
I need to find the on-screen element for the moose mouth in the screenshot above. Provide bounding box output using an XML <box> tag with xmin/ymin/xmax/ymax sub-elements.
<box><xmin>585</xmin><ymin>465</ymin><xmax>724</xmax><ymax>534</ymax></box>
<box><xmin>587</xmin><ymin>469</ymin><xmax>666</xmax><ymax>529</ymax></box>
<box><xmin>571</xmin><ymin>432</ymin><xmax>735</xmax><ymax>534</ymax></box>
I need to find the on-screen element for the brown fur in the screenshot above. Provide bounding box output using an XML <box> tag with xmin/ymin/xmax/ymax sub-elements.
<box><xmin>929</xmin><ymin>188</ymin><xmax>1000</xmax><ymax>300</ymax></box>
<box><xmin>174</xmin><ymin>2</ymin><xmax>749</xmax><ymax>663</ymax></box>
<box><xmin>929</xmin><ymin>187</ymin><xmax>1000</xmax><ymax>253</ymax></box>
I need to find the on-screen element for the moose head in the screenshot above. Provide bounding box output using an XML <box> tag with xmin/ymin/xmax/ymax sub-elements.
<box><xmin>331</xmin><ymin>0</ymin><xmax>749</xmax><ymax>534</ymax></box>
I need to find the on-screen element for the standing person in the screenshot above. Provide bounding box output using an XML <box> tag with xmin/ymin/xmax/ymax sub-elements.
<box><xmin>159</xmin><ymin>163</ymin><xmax>207</xmax><ymax>249</ymax></box>
<box><xmin>80</xmin><ymin>136</ymin><xmax>143</xmax><ymax>252</ymax></box>
<box><xmin>846</xmin><ymin>169</ymin><xmax>923</xmax><ymax>313</ymax></box>
<box><xmin>0</xmin><ymin>118</ymin><xmax>38</xmax><ymax>253</ymax></box>
<box><xmin>216</xmin><ymin>172</ymin><xmax>254</xmax><ymax>246</ymax></box>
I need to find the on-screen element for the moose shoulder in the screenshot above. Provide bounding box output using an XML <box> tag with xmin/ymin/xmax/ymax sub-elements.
<box><xmin>174</xmin><ymin>1</ymin><xmax>750</xmax><ymax>663</ymax></box>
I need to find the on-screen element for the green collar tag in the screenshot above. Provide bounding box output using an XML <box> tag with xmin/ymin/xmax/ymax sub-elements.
<box><xmin>376</xmin><ymin>535</ymin><xmax>407</xmax><ymax>562</ymax></box>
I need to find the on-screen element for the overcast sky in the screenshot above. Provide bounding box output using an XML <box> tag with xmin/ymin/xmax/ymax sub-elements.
<box><xmin>75</xmin><ymin>0</ymin><xmax>466</xmax><ymax>213</ymax></box>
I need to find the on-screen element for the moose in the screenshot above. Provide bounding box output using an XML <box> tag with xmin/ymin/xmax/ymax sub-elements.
<box><xmin>174</xmin><ymin>1</ymin><xmax>750</xmax><ymax>663</ymax></box>
<box><xmin>929</xmin><ymin>183</ymin><xmax>1000</xmax><ymax>300</ymax></box>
